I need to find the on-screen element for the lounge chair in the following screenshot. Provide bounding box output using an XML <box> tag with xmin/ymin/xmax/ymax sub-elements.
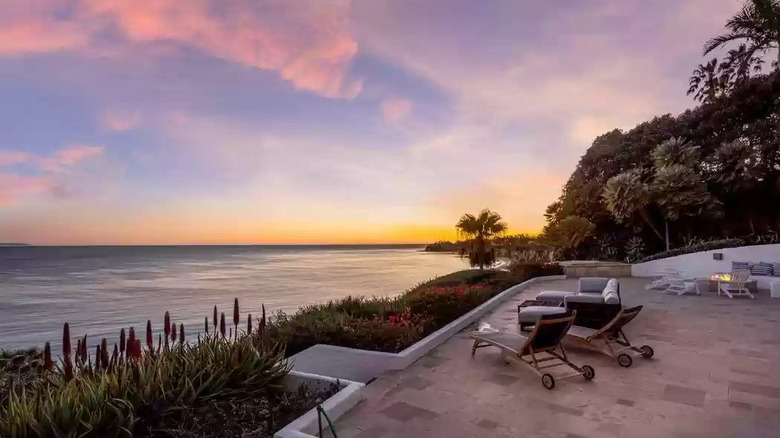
<box><xmin>565</xmin><ymin>305</ymin><xmax>654</xmax><ymax>367</ymax></box>
<box><xmin>717</xmin><ymin>270</ymin><xmax>753</xmax><ymax>299</ymax></box>
<box><xmin>645</xmin><ymin>269</ymin><xmax>683</xmax><ymax>290</ymax></box>
<box><xmin>662</xmin><ymin>273</ymin><xmax>699</xmax><ymax>296</ymax></box>
<box><xmin>470</xmin><ymin>312</ymin><xmax>595</xmax><ymax>390</ymax></box>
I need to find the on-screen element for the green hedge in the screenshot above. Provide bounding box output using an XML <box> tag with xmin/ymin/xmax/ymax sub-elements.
<box><xmin>636</xmin><ymin>238</ymin><xmax>746</xmax><ymax>263</ymax></box>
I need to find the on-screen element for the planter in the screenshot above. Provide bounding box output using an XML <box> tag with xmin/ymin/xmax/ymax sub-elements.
<box><xmin>274</xmin><ymin>371</ymin><xmax>365</xmax><ymax>438</ymax></box>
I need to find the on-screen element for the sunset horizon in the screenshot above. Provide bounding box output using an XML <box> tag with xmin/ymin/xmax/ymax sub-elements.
<box><xmin>0</xmin><ymin>0</ymin><xmax>742</xmax><ymax>244</ymax></box>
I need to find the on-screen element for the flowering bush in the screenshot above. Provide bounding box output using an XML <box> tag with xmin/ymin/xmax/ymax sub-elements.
<box><xmin>269</xmin><ymin>264</ymin><xmax>560</xmax><ymax>355</ymax></box>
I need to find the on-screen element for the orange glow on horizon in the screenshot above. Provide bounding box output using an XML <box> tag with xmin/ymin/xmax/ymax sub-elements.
<box><xmin>12</xmin><ymin>217</ymin><xmax>539</xmax><ymax>246</ymax></box>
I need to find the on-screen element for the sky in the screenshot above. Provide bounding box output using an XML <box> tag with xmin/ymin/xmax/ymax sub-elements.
<box><xmin>0</xmin><ymin>0</ymin><xmax>744</xmax><ymax>245</ymax></box>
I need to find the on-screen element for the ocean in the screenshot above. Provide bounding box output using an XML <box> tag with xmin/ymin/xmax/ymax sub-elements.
<box><xmin>0</xmin><ymin>245</ymin><xmax>469</xmax><ymax>351</ymax></box>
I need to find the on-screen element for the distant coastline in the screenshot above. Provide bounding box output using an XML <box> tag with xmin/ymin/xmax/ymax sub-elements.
<box><xmin>0</xmin><ymin>243</ymin><xmax>31</xmax><ymax>247</ymax></box>
<box><xmin>423</xmin><ymin>241</ymin><xmax>463</xmax><ymax>253</ymax></box>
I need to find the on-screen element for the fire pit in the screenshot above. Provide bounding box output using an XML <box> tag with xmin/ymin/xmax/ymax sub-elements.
<box><xmin>710</xmin><ymin>273</ymin><xmax>733</xmax><ymax>282</ymax></box>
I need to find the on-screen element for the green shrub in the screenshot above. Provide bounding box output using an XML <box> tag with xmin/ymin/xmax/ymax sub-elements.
<box><xmin>495</xmin><ymin>262</ymin><xmax>564</xmax><ymax>290</ymax></box>
<box><xmin>636</xmin><ymin>238</ymin><xmax>746</xmax><ymax>263</ymax></box>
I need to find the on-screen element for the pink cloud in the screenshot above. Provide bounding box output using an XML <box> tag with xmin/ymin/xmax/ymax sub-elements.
<box><xmin>0</xmin><ymin>145</ymin><xmax>105</xmax><ymax>205</ymax></box>
<box><xmin>0</xmin><ymin>0</ymin><xmax>361</xmax><ymax>98</ymax></box>
<box><xmin>0</xmin><ymin>150</ymin><xmax>33</xmax><ymax>166</ymax></box>
<box><xmin>38</xmin><ymin>145</ymin><xmax>104</xmax><ymax>172</ymax></box>
<box><xmin>0</xmin><ymin>0</ymin><xmax>88</xmax><ymax>55</ymax></box>
<box><xmin>0</xmin><ymin>173</ymin><xmax>53</xmax><ymax>206</ymax></box>
<box><xmin>102</xmin><ymin>111</ymin><xmax>141</xmax><ymax>131</ymax></box>
<box><xmin>381</xmin><ymin>98</ymin><xmax>412</xmax><ymax>123</ymax></box>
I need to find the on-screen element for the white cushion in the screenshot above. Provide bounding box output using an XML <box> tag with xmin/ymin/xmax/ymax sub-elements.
<box><xmin>601</xmin><ymin>279</ymin><xmax>618</xmax><ymax>298</ymax></box>
<box><xmin>603</xmin><ymin>291</ymin><xmax>620</xmax><ymax>304</ymax></box>
<box><xmin>518</xmin><ymin>306</ymin><xmax>567</xmax><ymax>323</ymax></box>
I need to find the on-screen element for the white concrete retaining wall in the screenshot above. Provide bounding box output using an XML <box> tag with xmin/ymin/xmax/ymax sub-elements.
<box><xmin>632</xmin><ymin>244</ymin><xmax>780</xmax><ymax>289</ymax></box>
<box><xmin>288</xmin><ymin>275</ymin><xmax>566</xmax><ymax>382</ymax></box>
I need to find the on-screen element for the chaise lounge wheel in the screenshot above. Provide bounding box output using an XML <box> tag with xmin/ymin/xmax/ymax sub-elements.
<box><xmin>582</xmin><ymin>365</ymin><xmax>595</xmax><ymax>380</ymax></box>
<box><xmin>542</xmin><ymin>373</ymin><xmax>555</xmax><ymax>390</ymax></box>
<box><xmin>617</xmin><ymin>354</ymin><xmax>633</xmax><ymax>368</ymax></box>
<box><xmin>640</xmin><ymin>345</ymin><xmax>654</xmax><ymax>359</ymax></box>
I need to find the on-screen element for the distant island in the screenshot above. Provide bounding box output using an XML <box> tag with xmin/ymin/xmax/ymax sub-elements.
<box><xmin>0</xmin><ymin>243</ymin><xmax>32</xmax><ymax>247</ymax></box>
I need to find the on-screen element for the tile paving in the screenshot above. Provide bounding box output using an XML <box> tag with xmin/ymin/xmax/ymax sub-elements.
<box><xmin>327</xmin><ymin>277</ymin><xmax>780</xmax><ymax>438</ymax></box>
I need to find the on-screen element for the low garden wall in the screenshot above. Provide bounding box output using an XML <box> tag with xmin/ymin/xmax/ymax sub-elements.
<box><xmin>632</xmin><ymin>244</ymin><xmax>780</xmax><ymax>289</ymax></box>
<box><xmin>559</xmin><ymin>261</ymin><xmax>632</xmax><ymax>278</ymax></box>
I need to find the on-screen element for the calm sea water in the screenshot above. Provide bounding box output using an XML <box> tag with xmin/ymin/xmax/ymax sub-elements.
<box><xmin>0</xmin><ymin>245</ymin><xmax>468</xmax><ymax>350</ymax></box>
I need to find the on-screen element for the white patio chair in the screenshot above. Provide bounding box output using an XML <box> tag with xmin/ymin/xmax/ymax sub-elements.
<box><xmin>646</xmin><ymin>269</ymin><xmax>682</xmax><ymax>290</ymax></box>
<box><xmin>662</xmin><ymin>274</ymin><xmax>699</xmax><ymax>296</ymax></box>
<box><xmin>718</xmin><ymin>270</ymin><xmax>753</xmax><ymax>299</ymax></box>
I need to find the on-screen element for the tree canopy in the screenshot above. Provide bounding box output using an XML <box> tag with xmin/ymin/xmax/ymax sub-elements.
<box><xmin>541</xmin><ymin>1</ymin><xmax>780</xmax><ymax>261</ymax></box>
<box><xmin>544</xmin><ymin>68</ymin><xmax>780</xmax><ymax>260</ymax></box>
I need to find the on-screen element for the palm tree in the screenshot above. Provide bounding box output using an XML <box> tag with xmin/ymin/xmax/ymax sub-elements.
<box><xmin>703</xmin><ymin>0</ymin><xmax>780</xmax><ymax>68</ymax></box>
<box><xmin>602</xmin><ymin>170</ymin><xmax>665</xmax><ymax>242</ymax></box>
<box><xmin>553</xmin><ymin>216</ymin><xmax>595</xmax><ymax>249</ymax></box>
<box><xmin>455</xmin><ymin>209</ymin><xmax>508</xmax><ymax>269</ymax></box>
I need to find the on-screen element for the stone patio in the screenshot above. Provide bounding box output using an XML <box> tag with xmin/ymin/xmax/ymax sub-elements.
<box><xmin>326</xmin><ymin>277</ymin><xmax>780</xmax><ymax>438</ymax></box>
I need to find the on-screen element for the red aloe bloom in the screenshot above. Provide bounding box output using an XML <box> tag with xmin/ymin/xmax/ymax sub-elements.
<box><xmin>170</xmin><ymin>323</ymin><xmax>177</xmax><ymax>342</ymax></box>
<box><xmin>111</xmin><ymin>344</ymin><xmax>118</xmax><ymax>368</ymax></box>
<box><xmin>43</xmin><ymin>342</ymin><xmax>53</xmax><ymax>371</ymax></box>
<box><xmin>128</xmin><ymin>327</ymin><xmax>136</xmax><ymax>357</ymax></box>
<box><xmin>247</xmin><ymin>313</ymin><xmax>252</xmax><ymax>335</ymax></box>
<box><xmin>100</xmin><ymin>339</ymin><xmax>109</xmax><ymax>369</ymax></box>
<box><xmin>233</xmin><ymin>297</ymin><xmax>240</xmax><ymax>329</ymax></box>
<box><xmin>220</xmin><ymin>312</ymin><xmax>226</xmax><ymax>338</ymax></box>
<box><xmin>204</xmin><ymin>317</ymin><xmax>209</xmax><ymax>334</ymax></box>
<box><xmin>80</xmin><ymin>335</ymin><xmax>88</xmax><ymax>364</ymax></box>
<box><xmin>164</xmin><ymin>311</ymin><xmax>171</xmax><ymax>338</ymax></box>
<box><xmin>213</xmin><ymin>305</ymin><xmax>218</xmax><ymax>331</ymax></box>
<box><xmin>62</xmin><ymin>323</ymin><xmax>71</xmax><ymax>358</ymax></box>
<box><xmin>179</xmin><ymin>324</ymin><xmax>185</xmax><ymax>345</ymax></box>
<box><xmin>146</xmin><ymin>320</ymin><xmax>153</xmax><ymax>351</ymax></box>
<box><xmin>119</xmin><ymin>328</ymin><xmax>126</xmax><ymax>354</ymax></box>
<box><xmin>75</xmin><ymin>339</ymin><xmax>82</xmax><ymax>365</ymax></box>
<box><xmin>259</xmin><ymin>304</ymin><xmax>266</xmax><ymax>337</ymax></box>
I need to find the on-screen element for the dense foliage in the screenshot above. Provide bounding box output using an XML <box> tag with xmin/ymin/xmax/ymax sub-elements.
<box><xmin>543</xmin><ymin>2</ymin><xmax>780</xmax><ymax>261</ymax></box>
<box><xmin>269</xmin><ymin>263</ymin><xmax>563</xmax><ymax>357</ymax></box>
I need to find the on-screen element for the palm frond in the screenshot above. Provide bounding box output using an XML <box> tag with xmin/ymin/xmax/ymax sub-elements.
<box><xmin>703</xmin><ymin>32</ymin><xmax>755</xmax><ymax>54</ymax></box>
